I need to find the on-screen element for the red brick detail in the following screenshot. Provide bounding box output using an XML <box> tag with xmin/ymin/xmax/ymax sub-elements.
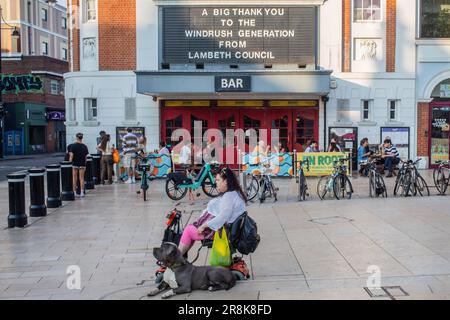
<box><xmin>417</xmin><ymin>102</ymin><xmax>430</xmax><ymax>157</ymax></box>
<box><xmin>70</xmin><ymin>0</ymin><xmax>80</xmax><ymax>72</ymax></box>
<box><xmin>98</xmin><ymin>0</ymin><xmax>136</xmax><ymax>71</ymax></box>
<box><xmin>386</xmin><ymin>0</ymin><xmax>397</xmax><ymax>72</ymax></box>
<box><xmin>342</xmin><ymin>0</ymin><xmax>351</xmax><ymax>72</ymax></box>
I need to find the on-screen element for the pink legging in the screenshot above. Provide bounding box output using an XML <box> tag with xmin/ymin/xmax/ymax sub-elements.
<box><xmin>180</xmin><ymin>224</ymin><xmax>205</xmax><ymax>246</ymax></box>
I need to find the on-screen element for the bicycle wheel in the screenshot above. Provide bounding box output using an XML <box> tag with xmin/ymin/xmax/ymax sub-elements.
<box><xmin>402</xmin><ymin>171</ymin><xmax>414</xmax><ymax>197</ymax></box>
<box><xmin>333</xmin><ymin>175</ymin><xmax>353</xmax><ymax>200</ymax></box>
<box><xmin>393</xmin><ymin>173</ymin><xmax>402</xmax><ymax>196</ymax></box>
<box><xmin>317</xmin><ymin>176</ymin><xmax>332</xmax><ymax>200</ymax></box>
<box><xmin>369</xmin><ymin>171</ymin><xmax>375</xmax><ymax>198</ymax></box>
<box><xmin>415</xmin><ymin>175</ymin><xmax>430</xmax><ymax>197</ymax></box>
<box><xmin>298</xmin><ymin>172</ymin><xmax>306</xmax><ymax>201</ymax></box>
<box><xmin>376</xmin><ymin>174</ymin><xmax>388</xmax><ymax>198</ymax></box>
<box><xmin>259</xmin><ymin>179</ymin><xmax>268</xmax><ymax>203</ymax></box>
<box><xmin>270</xmin><ymin>180</ymin><xmax>278</xmax><ymax>202</ymax></box>
<box><xmin>165</xmin><ymin>179</ymin><xmax>187</xmax><ymax>201</ymax></box>
<box><xmin>434</xmin><ymin>168</ymin><xmax>448</xmax><ymax>195</ymax></box>
<box><xmin>202</xmin><ymin>176</ymin><xmax>220</xmax><ymax>198</ymax></box>
<box><xmin>246</xmin><ymin>175</ymin><xmax>260</xmax><ymax>201</ymax></box>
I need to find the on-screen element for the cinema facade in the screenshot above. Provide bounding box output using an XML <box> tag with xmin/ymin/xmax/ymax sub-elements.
<box><xmin>64</xmin><ymin>0</ymin><xmax>450</xmax><ymax>168</ymax></box>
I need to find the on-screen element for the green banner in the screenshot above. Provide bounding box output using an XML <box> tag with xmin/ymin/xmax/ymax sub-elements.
<box><xmin>297</xmin><ymin>152</ymin><xmax>350</xmax><ymax>176</ymax></box>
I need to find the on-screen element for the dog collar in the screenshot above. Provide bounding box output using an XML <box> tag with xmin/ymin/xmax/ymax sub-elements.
<box><xmin>168</xmin><ymin>261</ymin><xmax>185</xmax><ymax>270</ymax></box>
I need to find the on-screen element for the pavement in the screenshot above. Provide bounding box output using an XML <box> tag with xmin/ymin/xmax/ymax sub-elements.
<box><xmin>1</xmin><ymin>171</ymin><xmax>450</xmax><ymax>300</ymax></box>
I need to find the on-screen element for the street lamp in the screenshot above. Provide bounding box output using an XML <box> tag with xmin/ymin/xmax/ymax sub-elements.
<box><xmin>0</xmin><ymin>5</ymin><xmax>21</xmax><ymax>159</ymax></box>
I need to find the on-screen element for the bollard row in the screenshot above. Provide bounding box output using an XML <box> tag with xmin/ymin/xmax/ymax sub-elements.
<box><xmin>6</xmin><ymin>159</ymin><xmax>100</xmax><ymax>229</ymax></box>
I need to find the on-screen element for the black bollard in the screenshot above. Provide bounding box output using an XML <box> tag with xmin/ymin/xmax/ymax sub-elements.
<box><xmin>28</xmin><ymin>168</ymin><xmax>47</xmax><ymax>217</ymax></box>
<box><xmin>46</xmin><ymin>164</ymin><xmax>62</xmax><ymax>208</ymax></box>
<box><xmin>91</xmin><ymin>154</ymin><xmax>101</xmax><ymax>185</ymax></box>
<box><xmin>85</xmin><ymin>155</ymin><xmax>94</xmax><ymax>190</ymax></box>
<box><xmin>60</xmin><ymin>161</ymin><xmax>75</xmax><ymax>201</ymax></box>
<box><xmin>7</xmin><ymin>173</ymin><xmax>27</xmax><ymax>228</ymax></box>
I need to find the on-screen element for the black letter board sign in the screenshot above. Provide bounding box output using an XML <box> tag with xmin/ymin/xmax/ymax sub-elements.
<box><xmin>215</xmin><ymin>76</ymin><xmax>251</xmax><ymax>92</ymax></box>
<box><xmin>162</xmin><ymin>6</ymin><xmax>317</xmax><ymax>65</ymax></box>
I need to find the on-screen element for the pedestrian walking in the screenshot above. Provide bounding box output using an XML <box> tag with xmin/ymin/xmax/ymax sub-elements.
<box><xmin>97</xmin><ymin>134</ymin><xmax>113</xmax><ymax>184</ymax></box>
<box><xmin>122</xmin><ymin>128</ymin><xmax>139</xmax><ymax>184</ymax></box>
<box><xmin>69</xmin><ymin>133</ymin><xmax>89</xmax><ymax>198</ymax></box>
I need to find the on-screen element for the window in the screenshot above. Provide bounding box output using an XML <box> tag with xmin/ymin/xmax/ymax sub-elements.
<box><xmin>337</xmin><ymin>99</ymin><xmax>351</xmax><ymax>123</ymax></box>
<box><xmin>62</xmin><ymin>17</ymin><xmax>67</xmax><ymax>29</ymax></box>
<box><xmin>124</xmin><ymin>98</ymin><xmax>136</xmax><ymax>120</ymax></box>
<box><xmin>68</xmin><ymin>98</ymin><xmax>76</xmax><ymax>121</ymax></box>
<box><xmin>362</xmin><ymin>100</ymin><xmax>372</xmax><ymax>121</ymax></box>
<box><xmin>420</xmin><ymin>0</ymin><xmax>450</xmax><ymax>38</ymax></box>
<box><xmin>61</xmin><ymin>47</ymin><xmax>68</xmax><ymax>60</ymax></box>
<box><xmin>84</xmin><ymin>98</ymin><xmax>97</xmax><ymax>121</ymax></box>
<box><xmin>51</xmin><ymin>80</ymin><xmax>60</xmax><ymax>95</ymax></box>
<box><xmin>388</xmin><ymin>100</ymin><xmax>399</xmax><ymax>121</ymax></box>
<box><xmin>353</xmin><ymin>0</ymin><xmax>381</xmax><ymax>22</ymax></box>
<box><xmin>41</xmin><ymin>8</ymin><xmax>48</xmax><ymax>21</ymax></box>
<box><xmin>42</xmin><ymin>42</ymin><xmax>48</xmax><ymax>55</ymax></box>
<box><xmin>83</xmin><ymin>0</ymin><xmax>96</xmax><ymax>22</ymax></box>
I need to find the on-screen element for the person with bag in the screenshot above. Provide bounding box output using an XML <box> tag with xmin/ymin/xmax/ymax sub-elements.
<box><xmin>97</xmin><ymin>134</ymin><xmax>113</xmax><ymax>184</ymax></box>
<box><xmin>177</xmin><ymin>167</ymin><xmax>247</xmax><ymax>258</ymax></box>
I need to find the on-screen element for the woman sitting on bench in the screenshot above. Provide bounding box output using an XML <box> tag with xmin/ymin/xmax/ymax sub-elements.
<box><xmin>178</xmin><ymin>167</ymin><xmax>247</xmax><ymax>256</ymax></box>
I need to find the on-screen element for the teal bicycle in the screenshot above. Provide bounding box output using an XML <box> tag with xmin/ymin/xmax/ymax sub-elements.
<box><xmin>136</xmin><ymin>153</ymin><xmax>157</xmax><ymax>201</ymax></box>
<box><xmin>165</xmin><ymin>162</ymin><xmax>221</xmax><ymax>201</ymax></box>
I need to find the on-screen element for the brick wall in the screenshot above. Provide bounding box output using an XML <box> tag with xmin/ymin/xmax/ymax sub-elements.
<box><xmin>417</xmin><ymin>102</ymin><xmax>429</xmax><ymax>157</ymax></box>
<box><xmin>98</xmin><ymin>0</ymin><xmax>136</xmax><ymax>71</ymax></box>
<box><xmin>386</xmin><ymin>0</ymin><xmax>397</xmax><ymax>72</ymax></box>
<box><xmin>342</xmin><ymin>0</ymin><xmax>351</xmax><ymax>72</ymax></box>
<box><xmin>70</xmin><ymin>0</ymin><xmax>80</xmax><ymax>71</ymax></box>
<box><xmin>1</xmin><ymin>56</ymin><xmax>68</xmax><ymax>109</ymax></box>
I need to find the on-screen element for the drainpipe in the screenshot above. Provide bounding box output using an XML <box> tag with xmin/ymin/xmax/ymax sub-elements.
<box><xmin>321</xmin><ymin>95</ymin><xmax>329</xmax><ymax>151</ymax></box>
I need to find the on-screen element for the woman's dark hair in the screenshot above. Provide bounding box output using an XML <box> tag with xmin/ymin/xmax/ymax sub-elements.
<box><xmin>160</xmin><ymin>141</ymin><xmax>166</xmax><ymax>148</ymax></box>
<box><xmin>100</xmin><ymin>135</ymin><xmax>109</xmax><ymax>151</ymax></box>
<box><xmin>218</xmin><ymin>167</ymin><xmax>247</xmax><ymax>203</ymax></box>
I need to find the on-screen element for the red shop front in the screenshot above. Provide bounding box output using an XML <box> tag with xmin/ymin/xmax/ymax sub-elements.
<box><xmin>161</xmin><ymin>100</ymin><xmax>319</xmax><ymax>160</ymax></box>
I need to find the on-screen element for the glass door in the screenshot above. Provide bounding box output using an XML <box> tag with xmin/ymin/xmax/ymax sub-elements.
<box><xmin>268</xmin><ymin>110</ymin><xmax>292</xmax><ymax>153</ymax></box>
<box><xmin>430</xmin><ymin>103</ymin><xmax>450</xmax><ymax>167</ymax></box>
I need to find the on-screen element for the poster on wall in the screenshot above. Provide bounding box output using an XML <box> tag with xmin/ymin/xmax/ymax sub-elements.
<box><xmin>430</xmin><ymin>106</ymin><xmax>450</xmax><ymax>165</ymax></box>
<box><xmin>329</xmin><ymin>127</ymin><xmax>358</xmax><ymax>170</ymax></box>
<box><xmin>380</xmin><ymin>127</ymin><xmax>410</xmax><ymax>161</ymax></box>
<box><xmin>116</xmin><ymin>127</ymin><xmax>145</xmax><ymax>152</ymax></box>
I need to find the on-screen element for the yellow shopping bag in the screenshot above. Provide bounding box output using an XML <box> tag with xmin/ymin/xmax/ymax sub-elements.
<box><xmin>209</xmin><ymin>228</ymin><xmax>232</xmax><ymax>267</ymax></box>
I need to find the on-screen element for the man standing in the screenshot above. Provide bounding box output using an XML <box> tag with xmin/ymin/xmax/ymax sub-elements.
<box><xmin>382</xmin><ymin>139</ymin><xmax>400</xmax><ymax>177</ymax></box>
<box><xmin>69</xmin><ymin>133</ymin><xmax>89</xmax><ymax>198</ymax></box>
<box><xmin>122</xmin><ymin>128</ymin><xmax>139</xmax><ymax>184</ymax></box>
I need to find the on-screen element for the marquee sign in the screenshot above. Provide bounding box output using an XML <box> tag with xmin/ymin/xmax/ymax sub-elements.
<box><xmin>162</xmin><ymin>6</ymin><xmax>317</xmax><ymax>64</ymax></box>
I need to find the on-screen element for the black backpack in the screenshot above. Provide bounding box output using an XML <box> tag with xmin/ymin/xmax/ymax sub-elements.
<box><xmin>228</xmin><ymin>212</ymin><xmax>260</xmax><ymax>255</ymax></box>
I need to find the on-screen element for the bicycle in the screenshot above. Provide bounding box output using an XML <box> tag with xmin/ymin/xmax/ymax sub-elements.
<box><xmin>165</xmin><ymin>162</ymin><xmax>221</xmax><ymax>201</ymax></box>
<box><xmin>393</xmin><ymin>158</ymin><xmax>430</xmax><ymax>197</ymax></box>
<box><xmin>245</xmin><ymin>173</ymin><xmax>260</xmax><ymax>202</ymax></box>
<box><xmin>135</xmin><ymin>153</ymin><xmax>157</xmax><ymax>201</ymax></box>
<box><xmin>296</xmin><ymin>158</ymin><xmax>310</xmax><ymax>201</ymax></box>
<box><xmin>317</xmin><ymin>156</ymin><xmax>353</xmax><ymax>200</ymax></box>
<box><xmin>433</xmin><ymin>160</ymin><xmax>450</xmax><ymax>195</ymax></box>
<box><xmin>366</xmin><ymin>156</ymin><xmax>387</xmax><ymax>198</ymax></box>
<box><xmin>257</xmin><ymin>156</ymin><xmax>278</xmax><ymax>203</ymax></box>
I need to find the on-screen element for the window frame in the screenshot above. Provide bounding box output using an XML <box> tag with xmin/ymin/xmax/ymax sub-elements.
<box><xmin>50</xmin><ymin>80</ymin><xmax>60</xmax><ymax>95</ymax></box>
<box><xmin>62</xmin><ymin>17</ymin><xmax>67</xmax><ymax>29</ymax></box>
<box><xmin>83</xmin><ymin>0</ymin><xmax>97</xmax><ymax>23</ymax></box>
<box><xmin>419</xmin><ymin>0</ymin><xmax>450</xmax><ymax>38</ymax></box>
<box><xmin>61</xmin><ymin>47</ymin><xmax>68</xmax><ymax>60</ymax></box>
<box><xmin>353</xmin><ymin>0</ymin><xmax>382</xmax><ymax>22</ymax></box>
<box><xmin>361</xmin><ymin>99</ymin><xmax>372</xmax><ymax>121</ymax></box>
<box><xmin>84</xmin><ymin>98</ymin><xmax>98</xmax><ymax>121</ymax></box>
<box><xmin>41</xmin><ymin>8</ymin><xmax>48</xmax><ymax>22</ymax></box>
<box><xmin>42</xmin><ymin>42</ymin><xmax>48</xmax><ymax>55</ymax></box>
<box><xmin>388</xmin><ymin>99</ymin><xmax>399</xmax><ymax>121</ymax></box>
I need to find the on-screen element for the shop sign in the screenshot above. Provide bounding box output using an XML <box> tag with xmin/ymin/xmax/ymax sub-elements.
<box><xmin>297</xmin><ymin>152</ymin><xmax>350</xmax><ymax>177</ymax></box>
<box><xmin>162</xmin><ymin>6</ymin><xmax>316</xmax><ymax>64</ymax></box>
<box><xmin>215</xmin><ymin>76</ymin><xmax>251</xmax><ymax>92</ymax></box>
<box><xmin>47</xmin><ymin>111</ymin><xmax>66</xmax><ymax>121</ymax></box>
<box><xmin>432</xmin><ymin>118</ymin><xmax>449</xmax><ymax>131</ymax></box>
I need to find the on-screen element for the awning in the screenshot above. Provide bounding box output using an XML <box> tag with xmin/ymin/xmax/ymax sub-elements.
<box><xmin>135</xmin><ymin>70</ymin><xmax>332</xmax><ymax>99</ymax></box>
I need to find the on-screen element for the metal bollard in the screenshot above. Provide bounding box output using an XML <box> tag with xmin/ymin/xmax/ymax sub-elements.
<box><xmin>60</xmin><ymin>161</ymin><xmax>75</xmax><ymax>201</ymax></box>
<box><xmin>91</xmin><ymin>154</ymin><xmax>101</xmax><ymax>185</ymax></box>
<box><xmin>46</xmin><ymin>164</ymin><xmax>62</xmax><ymax>208</ymax></box>
<box><xmin>85</xmin><ymin>155</ymin><xmax>95</xmax><ymax>190</ymax></box>
<box><xmin>7</xmin><ymin>173</ymin><xmax>27</xmax><ymax>228</ymax></box>
<box><xmin>28</xmin><ymin>168</ymin><xmax>47</xmax><ymax>217</ymax></box>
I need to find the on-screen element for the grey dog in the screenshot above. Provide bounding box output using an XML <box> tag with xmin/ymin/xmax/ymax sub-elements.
<box><xmin>148</xmin><ymin>242</ymin><xmax>236</xmax><ymax>299</ymax></box>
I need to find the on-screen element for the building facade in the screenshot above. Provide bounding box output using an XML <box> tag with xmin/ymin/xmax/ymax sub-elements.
<box><xmin>64</xmin><ymin>0</ymin><xmax>450</xmax><ymax>168</ymax></box>
<box><xmin>1</xmin><ymin>0</ymin><xmax>68</xmax><ymax>156</ymax></box>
